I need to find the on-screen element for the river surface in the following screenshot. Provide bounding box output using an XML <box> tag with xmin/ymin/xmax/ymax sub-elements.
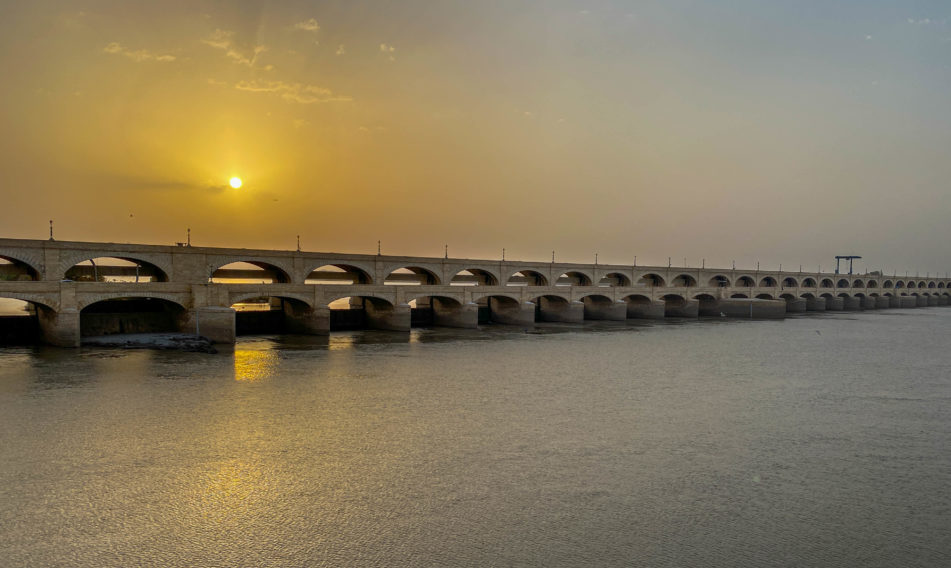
<box><xmin>1</xmin><ymin>309</ymin><xmax>949</xmax><ymax>567</ymax></box>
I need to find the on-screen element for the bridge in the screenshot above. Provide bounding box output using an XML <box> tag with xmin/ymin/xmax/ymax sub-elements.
<box><xmin>1</xmin><ymin>237</ymin><xmax>948</xmax><ymax>347</ymax></box>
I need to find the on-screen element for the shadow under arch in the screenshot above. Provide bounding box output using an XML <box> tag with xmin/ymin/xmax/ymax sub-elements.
<box><xmin>385</xmin><ymin>266</ymin><xmax>440</xmax><ymax>285</ymax></box>
<box><xmin>231</xmin><ymin>295</ymin><xmax>323</xmax><ymax>336</ymax></box>
<box><xmin>306</xmin><ymin>264</ymin><xmax>373</xmax><ymax>285</ymax></box>
<box><xmin>65</xmin><ymin>256</ymin><xmax>169</xmax><ymax>282</ymax></box>
<box><xmin>597</xmin><ymin>272</ymin><xmax>632</xmax><ymax>287</ymax></box>
<box><xmin>451</xmin><ymin>268</ymin><xmax>499</xmax><ymax>286</ymax></box>
<box><xmin>0</xmin><ymin>255</ymin><xmax>40</xmax><ymax>281</ymax></box>
<box><xmin>213</xmin><ymin>261</ymin><xmax>291</xmax><ymax>284</ymax></box>
<box><xmin>507</xmin><ymin>270</ymin><xmax>548</xmax><ymax>287</ymax></box>
<box><xmin>80</xmin><ymin>296</ymin><xmax>187</xmax><ymax>337</ymax></box>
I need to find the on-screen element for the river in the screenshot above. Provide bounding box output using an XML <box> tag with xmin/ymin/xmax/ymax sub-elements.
<box><xmin>1</xmin><ymin>309</ymin><xmax>949</xmax><ymax>567</ymax></box>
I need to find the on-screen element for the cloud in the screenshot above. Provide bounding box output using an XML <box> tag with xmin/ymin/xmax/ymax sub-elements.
<box><xmin>202</xmin><ymin>29</ymin><xmax>270</xmax><ymax>69</ymax></box>
<box><xmin>234</xmin><ymin>80</ymin><xmax>352</xmax><ymax>104</ymax></box>
<box><xmin>294</xmin><ymin>18</ymin><xmax>320</xmax><ymax>32</ymax></box>
<box><xmin>103</xmin><ymin>42</ymin><xmax>176</xmax><ymax>62</ymax></box>
<box><xmin>336</xmin><ymin>44</ymin><xmax>346</xmax><ymax>56</ymax></box>
<box><xmin>380</xmin><ymin>43</ymin><xmax>396</xmax><ymax>61</ymax></box>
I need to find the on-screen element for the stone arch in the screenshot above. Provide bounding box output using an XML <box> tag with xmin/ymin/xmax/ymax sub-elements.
<box><xmin>79</xmin><ymin>296</ymin><xmax>188</xmax><ymax>337</ymax></box>
<box><xmin>852</xmin><ymin>279</ymin><xmax>864</xmax><ymax>287</ymax></box>
<box><xmin>660</xmin><ymin>293</ymin><xmax>691</xmax><ymax>317</ymax></box>
<box><xmin>507</xmin><ymin>270</ymin><xmax>548</xmax><ymax>286</ymax></box>
<box><xmin>636</xmin><ymin>273</ymin><xmax>665</xmax><ymax>287</ymax></box>
<box><xmin>759</xmin><ymin>276</ymin><xmax>778</xmax><ymax>287</ymax></box>
<box><xmin>755</xmin><ymin>293</ymin><xmax>774</xmax><ymax>300</ymax></box>
<box><xmin>782</xmin><ymin>277</ymin><xmax>798</xmax><ymax>288</ymax></box>
<box><xmin>305</xmin><ymin>263</ymin><xmax>373</xmax><ymax>285</ymax></box>
<box><xmin>895</xmin><ymin>280</ymin><xmax>905</xmax><ymax>289</ymax></box>
<box><xmin>556</xmin><ymin>271</ymin><xmax>593</xmax><ymax>286</ymax></box>
<box><xmin>59</xmin><ymin>250</ymin><xmax>172</xmax><ymax>282</ymax></box>
<box><xmin>694</xmin><ymin>293</ymin><xmax>718</xmax><ymax>316</ymax></box>
<box><xmin>918</xmin><ymin>281</ymin><xmax>927</xmax><ymax>288</ymax></box>
<box><xmin>836</xmin><ymin>292</ymin><xmax>851</xmax><ymax>298</ymax></box>
<box><xmin>836</xmin><ymin>278</ymin><xmax>849</xmax><ymax>288</ymax></box>
<box><xmin>597</xmin><ymin>272</ymin><xmax>632</xmax><ymax>287</ymax></box>
<box><xmin>928</xmin><ymin>281</ymin><xmax>936</xmax><ymax>289</ymax></box>
<box><xmin>670</xmin><ymin>274</ymin><xmax>697</xmax><ymax>287</ymax></box>
<box><xmin>938</xmin><ymin>282</ymin><xmax>946</xmax><ymax>289</ymax></box>
<box><xmin>708</xmin><ymin>274</ymin><xmax>731</xmax><ymax>287</ymax></box>
<box><xmin>801</xmin><ymin>277</ymin><xmax>817</xmax><ymax>287</ymax></box>
<box><xmin>323</xmin><ymin>291</ymin><xmax>396</xmax><ymax>307</ymax></box>
<box><xmin>230</xmin><ymin>292</ymin><xmax>314</xmax><ymax>308</ymax></box>
<box><xmin>77</xmin><ymin>292</ymin><xmax>188</xmax><ymax>311</ymax></box>
<box><xmin>212</xmin><ymin>260</ymin><xmax>292</xmax><ymax>283</ymax></box>
<box><xmin>384</xmin><ymin>266</ymin><xmax>440</xmax><ymax>285</ymax></box>
<box><xmin>403</xmin><ymin>291</ymin><xmax>467</xmax><ymax>307</ymax></box>
<box><xmin>450</xmin><ymin>268</ymin><xmax>499</xmax><ymax>286</ymax></box>
<box><xmin>623</xmin><ymin>294</ymin><xmax>652</xmax><ymax>305</ymax></box>
<box><xmin>0</xmin><ymin>254</ymin><xmax>41</xmax><ymax>281</ymax></box>
<box><xmin>906</xmin><ymin>281</ymin><xmax>917</xmax><ymax>289</ymax></box>
<box><xmin>867</xmin><ymin>280</ymin><xmax>878</xmax><ymax>288</ymax></box>
<box><xmin>65</xmin><ymin>256</ymin><xmax>169</xmax><ymax>282</ymax></box>
<box><xmin>0</xmin><ymin>292</ymin><xmax>58</xmax><ymax>311</ymax></box>
<box><xmin>800</xmin><ymin>292</ymin><xmax>816</xmax><ymax>299</ymax></box>
<box><xmin>736</xmin><ymin>275</ymin><xmax>755</xmax><ymax>287</ymax></box>
<box><xmin>883</xmin><ymin>280</ymin><xmax>893</xmax><ymax>288</ymax></box>
<box><xmin>820</xmin><ymin>278</ymin><xmax>834</xmax><ymax>288</ymax></box>
<box><xmin>470</xmin><ymin>290</ymin><xmax>522</xmax><ymax>304</ymax></box>
<box><xmin>730</xmin><ymin>293</ymin><xmax>748</xmax><ymax>298</ymax></box>
<box><xmin>820</xmin><ymin>293</ymin><xmax>836</xmax><ymax>300</ymax></box>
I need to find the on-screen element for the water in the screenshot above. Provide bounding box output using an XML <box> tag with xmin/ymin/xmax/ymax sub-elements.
<box><xmin>1</xmin><ymin>310</ymin><xmax>949</xmax><ymax>567</ymax></box>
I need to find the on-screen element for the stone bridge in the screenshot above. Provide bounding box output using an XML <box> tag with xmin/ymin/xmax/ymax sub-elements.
<box><xmin>1</xmin><ymin>238</ymin><xmax>948</xmax><ymax>346</ymax></box>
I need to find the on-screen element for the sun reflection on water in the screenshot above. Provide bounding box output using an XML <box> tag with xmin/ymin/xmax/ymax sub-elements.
<box><xmin>233</xmin><ymin>349</ymin><xmax>279</xmax><ymax>382</ymax></box>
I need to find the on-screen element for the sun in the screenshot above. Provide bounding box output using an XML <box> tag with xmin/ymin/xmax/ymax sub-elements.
<box><xmin>229</xmin><ymin>177</ymin><xmax>242</xmax><ymax>189</ymax></box>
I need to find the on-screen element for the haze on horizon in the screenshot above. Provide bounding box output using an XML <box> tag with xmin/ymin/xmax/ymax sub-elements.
<box><xmin>1</xmin><ymin>1</ymin><xmax>950</xmax><ymax>275</ymax></box>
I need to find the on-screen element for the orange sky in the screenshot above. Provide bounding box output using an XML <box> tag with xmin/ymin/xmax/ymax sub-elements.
<box><xmin>2</xmin><ymin>1</ymin><xmax>950</xmax><ymax>275</ymax></box>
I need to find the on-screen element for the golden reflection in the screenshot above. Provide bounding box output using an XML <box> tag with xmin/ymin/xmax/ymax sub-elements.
<box><xmin>328</xmin><ymin>334</ymin><xmax>357</xmax><ymax>350</ymax></box>
<box><xmin>198</xmin><ymin>458</ymin><xmax>267</xmax><ymax>523</ymax></box>
<box><xmin>233</xmin><ymin>349</ymin><xmax>279</xmax><ymax>381</ymax></box>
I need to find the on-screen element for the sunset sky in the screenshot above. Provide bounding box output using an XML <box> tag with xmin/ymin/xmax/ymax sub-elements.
<box><xmin>2</xmin><ymin>1</ymin><xmax>950</xmax><ymax>274</ymax></box>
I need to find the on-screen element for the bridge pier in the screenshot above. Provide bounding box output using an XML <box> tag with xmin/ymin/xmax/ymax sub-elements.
<box><xmin>860</xmin><ymin>296</ymin><xmax>877</xmax><ymax>310</ymax></box>
<box><xmin>825</xmin><ymin>297</ymin><xmax>844</xmax><ymax>311</ymax></box>
<box><xmin>805</xmin><ymin>297</ymin><xmax>826</xmax><ymax>311</ymax></box>
<box><xmin>664</xmin><ymin>299</ymin><xmax>699</xmax><ymax>318</ymax></box>
<box><xmin>432</xmin><ymin>299</ymin><xmax>479</xmax><ymax>329</ymax></box>
<box><xmin>37</xmin><ymin>307</ymin><xmax>80</xmax><ymax>347</ymax></box>
<box><xmin>487</xmin><ymin>299</ymin><xmax>535</xmax><ymax>327</ymax></box>
<box><xmin>939</xmin><ymin>296</ymin><xmax>949</xmax><ymax>306</ymax></box>
<box><xmin>187</xmin><ymin>306</ymin><xmax>236</xmax><ymax>344</ymax></box>
<box><xmin>365</xmin><ymin>301</ymin><xmax>411</xmax><ymax>331</ymax></box>
<box><xmin>899</xmin><ymin>296</ymin><xmax>917</xmax><ymax>308</ymax></box>
<box><xmin>915</xmin><ymin>295</ymin><xmax>928</xmax><ymax>307</ymax></box>
<box><xmin>283</xmin><ymin>303</ymin><xmax>330</xmax><ymax>335</ymax></box>
<box><xmin>785</xmin><ymin>298</ymin><xmax>808</xmax><ymax>313</ymax></box>
<box><xmin>927</xmin><ymin>296</ymin><xmax>939</xmax><ymax>306</ymax></box>
<box><xmin>889</xmin><ymin>296</ymin><xmax>901</xmax><ymax>308</ymax></box>
<box><xmin>842</xmin><ymin>296</ymin><xmax>862</xmax><ymax>311</ymax></box>
<box><xmin>717</xmin><ymin>299</ymin><xmax>786</xmax><ymax>319</ymax></box>
<box><xmin>626</xmin><ymin>300</ymin><xmax>665</xmax><ymax>319</ymax></box>
<box><xmin>874</xmin><ymin>296</ymin><xmax>890</xmax><ymax>309</ymax></box>
<box><xmin>537</xmin><ymin>299</ymin><xmax>584</xmax><ymax>323</ymax></box>
<box><xmin>583</xmin><ymin>298</ymin><xmax>627</xmax><ymax>321</ymax></box>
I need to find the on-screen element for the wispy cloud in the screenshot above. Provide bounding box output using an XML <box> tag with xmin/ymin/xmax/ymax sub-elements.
<box><xmin>336</xmin><ymin>44</ymin><xmax>346</xmax><ymax>56</ymax></box>
<box><xmin>234</xmin><ymin>80</ymin><xmax>352</xmax><ymax>104</ymax></box>
<box><xmin>294</xmin><ymin>18</ymin><xmax>320</xmax><ymax>32</ymax></box>
<box><xmin>202</xmin><ymin>29</ymin><xmax>271</xmax><ymax>69</ymax></box>
<box><xmin>103</xmin><ymin>42</ymin><xmax>175</xmax><ymax>63</ymax></box>
<box><xmin>380</xmin><ymin>43</ymin><xmax>396</xmax><ymax>61</ymax></box>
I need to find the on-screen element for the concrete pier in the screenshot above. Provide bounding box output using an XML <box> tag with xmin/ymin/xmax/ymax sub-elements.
<box><xmin>842</xmin><ymin>296</ymin><xmax>862</xmax><ymax>311</ymax></box>
<box><xmin>860</xmin><ymin>296</ymin><xmax>877</xmax><ymax>310</ymax></box>
<box><xmin>717</xmin><ymin>299</ymin><xmax>786</xmax><ymax>319</ymax></box>
<box><xmin>537</xmin><ymin>299</ymin><xmax>584</xmax><ymax>323</ymax></box>
<box><xmin>433</xmin><ymin>299</ymin><xmax>479</xmax><ymax>329</ymax></box>
<box><xmin>805</xmin><ymin>297</ymin><xmax>827</xmax><ymax>311</ymax></box>
<box><xmin>365</xmin><ymin>301</ymin><xmax>411</xmax><ymax>331</ymax></box>
<box><xmin>899</xmin><ymin>296</ymin><xmax>918</xmax><ymax>309</ymax></box>
<box><xmin>825</xmin><ymin>297</ymin><xmax>845</xmax><ymax>311</ymax></box>
<box><xmin>626</xmin><ymin>299</ymin><xmax>665</xmax><ymax>319</ymax></box>
<box><xmin>927</xmin><ymin>295</ymin><xmax>939</xmax><ymax>307</ymax></box>
<box><xmin>488</xmin><ymin>298</ymin><xmax>535</xmax><ymax>327</ymax></box>
<box><xmin>664</xmin><ymin>299</ymin><xmax>699</xmax><ymax>318</ymax></box>
<box><xmin>875</xmin><ymin>296</ymin><xmax>890</xmax><ymax>309</ymax></box>
<box><xmin>889</xmin><ymin>296</ymin><xmax>901</xmax><ymax>308</ymax></box>
<box><xmin>37</xmin><ymin>306</ymin><xmax>80</xmax><ymax>347</ymax></box>
<box><xmin>583</xmin><ymin>297</ymin><xmax>627</xmax><ymax>321</ymax></box>
<box><xmin>785</xmin><ymin>298</ymin><xmax>808</xmax><ymax>313</ymax></box>
<box><xmin>916</xmin><ymin>295</ymin><xmax>929</xmax><ymax>307</ymax></box>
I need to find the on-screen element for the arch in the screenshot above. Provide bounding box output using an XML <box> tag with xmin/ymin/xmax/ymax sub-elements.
<box><xmin>305</xmin><ymin>264</ymin><xmax>373</xmax><ymax>285</ymax></box>
<box><xmin>736</xmin><ymin>275</ymin><xmax>755</xmax><ymax>287</ymax></box>
<box><xmin>799</xmin><ymin>292</ymin><xmax>816</xmax><ymax>299</ymax></box>
<box><xmin>939</xmin><ymin>282</ymin><xmax>946</xmax><ymax>289</ymax></box>
<box><xmin>928</xmin><ymin>281</ymin><xmax>936</xmax><ymax>289</ymax></box>
<box><xmin>622</xmin><ymin>294</ymin><xmax>652</xmax><ymax>305</ymax></box>
<box><xmin>836</xmin><ymin>292</ymin><xmax>851</xmax><ymax>298</ymax></box>
<box><xmin>450</xmin><ymin>268</ymin><xmax>499</xmax><ymax>286</ymax></box>
<box><xmin>230</xmin><ymin>292</ymin><xmax>315</xmax><ymax>308</ymax></box>
<box><xmin>730</xmin><ymin>293</ymin><xmax>748</xmax><ymax>298</ymax></box>
<box><xmin>836</xmin><ymin>279</ymin><xmax>849</xmax><ymax>288</ymax></box>
<box><xmin>782</xmin><ymin>277</ymin><xmax>798</xmax><ymax>288</ymax></box>
<box><xmin>556</xmin><ymin>271</ymin><xmax>593</xmax><ymax>286</ymax></box>
<box><xmin>597</xmin><ymin>272</ymin><xmax>632</xmax><ymax>287</ymax></box>
<box><xmin>895</xmin><ymin>280</ymin><xmax>905</xmax><ymax>289</ymax></box>
<box><xmin>906</xmin><ymin>281</ymin><xmax>917</xmax><ymax>289</ymax></box>
<box><xmin>801</xmin><ymin>277</ymin><xmax>817</xmax><ymax>288</ymax></box>
<box><xmin>384</xmin><ymin>266</ymin><xmax>440</xmax><ymax>285</ymax></box>
<box><xmin>854</xmin><ymin>292</ymin><xmax>866</xmax><ymax>298</ymax></box>
<box><xmin>918</xmin><ymin>281</ymin><xmax>927</xmax><ymax>288</ymax></box>
<box><xmin>324</xmin><ymin>291</ymin><xmax>396</xmax><ymax>307</ymax></box>
<box><xmin>759</xmin><ymin>276</ymin><xmax>778</xmax><ymax>287</ymax></box>
<box><xmin>0</xmin><ymin>255</ymin><xmax>40</xmax><ymax>281</ymax></box>
<box><xmin>403</xmin><ymin>292</ymin><xmax>466</xmax><ymax>308</ymax></box>
<box><xmin>507</xmin><ymin>270</ymin><xmax>548</xmax><ymax>287</ymax></box>
<box><xmin>528</xmin><ymin>293</ymin><xmax>572</xmax><ymax>305</ymax></box>
<box><xmin>708</xmin><ymin>274</ymin><xmax>731</xmax><ymax>287</ymax></box>
<box><xmin>79</xmin><ymin>297</ymin><xmax>187</xmax><ymax>337</ymax></box>
<box><xmin>820</xmin><ymin>293</ymin><xmax>835</xmax><ymax>299</ymax></box>
<box><xmin>578</xmin><ymin>293</ymin><xmax>613</xmax><ymax>303</ymax></box>
<box><xmin>212</xmin><ymin>261</ymin><xmax>291</xmax><ymax>284</ymax></box>
<box><xmin>883</xmin><ymin>280</ymin><xmax>893</xmax><ymax>288</ymax></box>
<box><xmin>820</xmin><ymin>279</ymin><xmax>834</xmax><ymax>288</ymax></box>
<box><xmin>755</xmin><ymin>293</ymin><xmax>774</xmax><ymax>300</ymax></box>
<box><xmin>867</xmin><ymin>280</ymin><xmax>878</xmax><ymax>288</ymax></box>
<box><xmin>65</xmin><ymin>256</ymin><xmax>169</xmax><ymax>283</ymax></box>
<box><xmin>670</xmin><ymin>274</ymin><xmax>697</xmax><ymax>287</ymax></box>
<box><xmin>852</xmin><ymin>279</ymin><xmax>864</xmax><ymax>288</ymax></box>
<box><xmin>0</xmin><ymin>293</ymin><xmax>57</xmax><ymax>312</ymax></box>
<box><xmin>469</xmin><ymin>290</ymin><xmax>522</xmax><ymax>304</ymax></box>
<box><xmin>636</xmin><ymin>273</ymin><xmax>665</xmax><ymax>287</ymax></box>
<box><xmin>694</xmin><ymin>293</ymin><xmax>717</xmax><ymax>316</ymax></box>
<box><xmin>403</xmin><ymin>294</ymin><xmax>466</xmax><ymax>328</ymax></box>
